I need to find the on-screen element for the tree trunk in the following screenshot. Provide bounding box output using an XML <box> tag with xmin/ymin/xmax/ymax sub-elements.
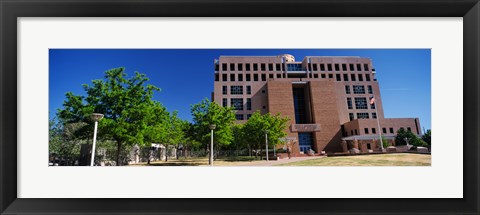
<box><xmin>165</xmin><ymin>148</ymin><xmax>168</xmax><ymax>162</ymax></box>
<box><xmin>116</xmin><ymin>141</ymin><xmax>122</xmax><ymax>166</ymax></box>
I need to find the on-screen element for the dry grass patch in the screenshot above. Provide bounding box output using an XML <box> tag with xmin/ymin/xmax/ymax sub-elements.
<box><xmin>276</xmin><ymin>153</ymin><xmax>431</xmax><ymax>166</ymax></box>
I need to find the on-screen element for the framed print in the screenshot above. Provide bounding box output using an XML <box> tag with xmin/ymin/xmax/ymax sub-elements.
<box><xmin>1</xmin><ymin>0</ymin><xmax>479</xmax><ymax>214</ymax></box>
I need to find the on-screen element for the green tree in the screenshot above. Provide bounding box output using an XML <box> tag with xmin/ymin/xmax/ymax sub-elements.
<box><xmin>381</xmin><ymin>136</ymin><xmax>390</xmax><ymax>148</ymax></box>
<box><xmin>395</xmin><ymin>128</ymin><xmax>427</xmax><ymax>147</ymax></box>
<box><xmin>190</xmin><ymin>98</ymin><xmax>236</xmax><ymax>151</ymax></box>
<box><xmin>57</xmin><ymin>67</ymin><xmax>167</xmax><ymax>165</ymax></box>
<box><xmin>422</xmin><ymin>129</ymin><xmax>431</xmax><ymax>146</ymax></box>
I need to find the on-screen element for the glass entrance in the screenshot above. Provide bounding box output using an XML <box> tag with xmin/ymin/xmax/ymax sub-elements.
<box><xmin>298</xmin><ymin>132</ymin><xmax>313</xmax><ymax>153</ymax></box>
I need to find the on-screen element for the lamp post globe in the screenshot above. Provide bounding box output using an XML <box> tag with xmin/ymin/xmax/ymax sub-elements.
<box><xmin>90</xmin><ymin>113</ymin><xmax>104</xmax><ymax>166</ymax></box>
<box><xmin>209</xmin><ymin>124</ymin><xmax>216</xmax><ymax>166</ymax></box>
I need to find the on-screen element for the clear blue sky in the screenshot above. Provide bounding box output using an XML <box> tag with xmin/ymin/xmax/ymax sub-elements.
<box><xmin>49</xmin><ymin>49</ymin><xmax>431</xmax><ymax>130</ymax></box>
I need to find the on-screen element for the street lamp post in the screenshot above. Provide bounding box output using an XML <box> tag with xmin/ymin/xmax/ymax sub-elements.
<box><xmin>209</xmin><ymin>124</ymin><xmax>216</xmax><ymax>166</ymax></box>
<box><xmin>264</xmin><ymin>130</ymin><xmax>269</xmax><ymax>162</ymax></box>
<box><xmin>90</xmin><ymin>113</ymin><xmax>104</xmax><ymax>166</ymax></box>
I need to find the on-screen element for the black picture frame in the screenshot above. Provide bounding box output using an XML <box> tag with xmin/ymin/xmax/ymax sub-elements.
<box><xmin>1</xmin><ymin>0</ymin><xmax>478</xmax><ymax>214</ymax></box>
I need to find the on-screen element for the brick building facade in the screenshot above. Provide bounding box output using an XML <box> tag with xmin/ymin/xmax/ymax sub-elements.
<box><xmin>212</xmin><ymin>54</ymin><xmax>421</xmax><ymax>156</ymax></box>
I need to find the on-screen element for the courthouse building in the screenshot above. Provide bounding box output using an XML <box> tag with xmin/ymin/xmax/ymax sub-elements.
<box><xmin>212</xmin><ymin>54</ymin><xmax>421</xmax><ymax>156</ymax></box>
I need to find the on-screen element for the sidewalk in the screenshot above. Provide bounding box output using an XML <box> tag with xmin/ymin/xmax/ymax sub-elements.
<box><xmin>231</xmin><ymin>156</ymin><xmax>324</xmax><ymax>166</ymax></box>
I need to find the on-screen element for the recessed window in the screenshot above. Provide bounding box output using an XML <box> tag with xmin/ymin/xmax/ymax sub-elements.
<box><xmin>222</xmin><ymin>98</ymin><xmax>228</xmax><ymax>107</ymax></box>
<box><xmin>246</xmin><ymin>74</ymin><xmax>251</xmax><ymax>81</ymax></box>
<box><xmin>389</xmin><ymin>127</ymin><xmax>394</xmax><ymax>133</ymax></box>
<box><xmin>367</xmin><ymin>144</ymin><xmax>371</xmax><ymax>150</ymax></box>
<box><xmin>371</xmin><ymin>102</ymin><xmax>376</xmax><ymax>109</ymax></box>
<box><xmin>372</xmin><ymin>128</ymin><xmax>376</xmax><ymax>134</ymax></box>
<box><xmin>246</xmin><ymin>86</ymin><xmax>251</xmax><ymax>94</ymax></box>
<box><xmin>321</xmin><ymin>74</ymin><xmax>326</xmax><ymax>78</ymax></box>
<box><xmin>262</xmin><ymin>105</ymin><xmax>266</xmax><ymax>109</ymax></box>
<box><xmin>215</xmin><ymin>74</ymin><xmax>219</xmax><ymax>82</ymax></box>
<box><xmin>246</xmin><ymin>64</ymin><xmax>251</xmax><ymax>71</ymax></box>
<box><xmin>351</xmin><ymin>74</ymin><xmax>356</xmax><ymax>81</ymax></box>
<box><xmin>247</xmin><ymin>114</ymin><xmax>252</xmax><ymax>119</ymax></box>
<box><xmin>347</xmin><ymin>97</ymin><xmax>353</xmax><ymax>109</ymax></box>
<box><xmin>276</xmin><ymin>63</ymin><xmax>281</xmax><ymax>71</ymax></box>
<box><xmin>231</xmin><ymin>98</ymin><xmax>244</xmax><ymax>110</ymax></box>
<box><xmin>358</xmin><ymin>74</ymin><xmax>363</xmax><ymax>81</ymax></box>
<box><xmin>320</xmin><ymin>64</ymin><xmax>325</xmax><ymax>71</ymax></box>
<box><xmin>368</xmin><ymin>85</ymin><xmax>373</xmax><ymax>94</ymax></box>
<box><xmin>261</xmin><ymin>74</ymin><xmax>266</xmax><ymax>81</ymax></box>
<box><xmin>382</xmin><ymin>127</ymin><xmax>387</xmax><ymax>134</ymax></box>
<box><xmin>366</xmin><ymin>74</ymin><xmax>371</xmax><ymax>81</ymax></box>
<box><xmin>261</xmin><ymin>63</ymin><xmax>266</xmax><ymax>71</ymax></box>
<box><xmin>407</xmin><ymin>127</ymin><xmax>412</xmax><ymax>132</ymax></box>
<box><xmin>364</xmin><ymin>128</ymin><xmax>369</xmax><ymax>134</ymax></box>
<box><xmin>364</xmin><ymin>64</ymin><xmax>369</xmax><ymax>71</ymax></box>
<box><xmin>222</xmin><ymin>63</ymin><xmax>227</xmax><ymax>71</ymax></box>
<box><xmin>247</xmin><ymin>98</ymin><xmax>252</xmax><ymax>110</ymax></box>
<box><xmin>267</xmin><ymin>63</ymin><xmax>272</xmax><ymax>71</ymax></box>
<box><xmin>372</xmin><ymin>112</ymin><xmax>377</xmax><ymax>118</ymax></box>
<box><xmin>215</xmin><ymin>64</ymin><xmax>219</xmax><ymax>71</ymax></box>
<box><xmin>269</xmin><ymin>74</ymin><xmax>274</xmax><ymax>79</ymax></box>
<box><xmin>345</xmin><ymin>85</ymin><xmax>351</xmax><ymax>94</ymax></box>
<box><xmin>238</xmin><ymin>74</ymin><xmax>243</xmax><ymax>81</ymax></box>
<box><xmin>327</xmin><ymin>64</ymin><xmax>333</xmax><ymax>71</ymax></box>
<box><xmin>349</xmin><ymin>64</ymin><xmax>355</xmax><ymax>71</ymax></box>
<box><xmin>222</xmin><ymin>74</ymin><xmax>227</xmax><ymax>82</ymax></box>
<box><xmin>230</xmin><ymin>86</ymin><xmax>243</xmax><ymax>95</ymax></box>
<box><xmin>308</xmin><ymin>64</ymin><xmax>312</xmax><ymax>71</ymax></box>
<box><xmin>313</xmin><ymin>64</ymin><xmax>318</xmax><ymax>71</ymax></box>
<box><xmin>349</xmin><ymin>113</ymin><xmax>354</xmax><ymax>121</ymax></box>
<box><xmin>253</xmin><ymin>64</ymin><xmax>258</xmax><ymax>71</ymax></box>
<box><xmin>314</xmin><ymin>74</ymin><xmax>318</xmax><ymax>78</ymax></box>
<box><xmin>277</xmin><ymin>74</ymin><xmax>282</xmax><ymax>78</ymax></box>
<box><xmin>230</xmin><ymin>74</ymin><xmax>235</xmax><ymax>82</ymax></box>
<box><xmin>355</xmin><ymin>129</ymin><xmax>358</xmax><ymax>135</ymax></box>
<box><xmin>235</xmin><ymin>114</ymin><xmax>244</xmax><ymax>120</ymax></box>
<box><xmin>353</xmin><ymin>85</ymin><xmax>365</xmax><ymax>94</ymax></box>
<box><xmin>336</xmin><ymin>74</ymin><xmax>341</xmax><ymax>81</ymax></box>
<box><xmin>328</xmin><ymin>74</ymin><xmax>333</xmax><ymax>79</ymax></box>
<box><xmin>230</xmin><ymin>63</ymin><xmax>235</xmax><ymax>71</ymax></box>
<box><xmin>343</xmin><ymin>74</ymin><xmax>349</xmax><ymax>81</ymax></box>
<box><xmin>222</xmin><ymin>86</ymin><xmax>227</xmax><ymax>95</ymax></box>
<box><xmin>357</xmin><ymin>112</ymin><xmax>369</xmax><ymax>119</ymax></box>
<box><xmin>355</xmin><ymin>97</ymin><xmax>368</xmax><ymax>109</ymax></box>
<box><xmin>342</xmin><ymin>64</ymin><xmax>347</xmax><ymax>71</ymax></box>
<box><xmin>238</xmin><ymin>64</ymin><xmax>243</xmax><ymax>71</ymax></box>
<box><xmin>254</xmin><ymin>74</ymin><xmax>258</xmax><ymax>81</ymax></box>
<box><xmin>262</xmin><ymin>90</ymin><xmax>266</xmax><ymax>94</ymax></box>
<box><xmin>357</xmin><ymin>64</ymin><xmax>362</xmax><ymax>71</ymax></box>
<box><xmin>335</xmin><ymin>64</ymin><xmax>340</xmax><ymax>71</ymax></box>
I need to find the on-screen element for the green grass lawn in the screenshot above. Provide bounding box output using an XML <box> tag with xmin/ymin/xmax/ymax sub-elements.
<box><xmin>130</xmin><ymin>156</ymin><xmax>262</xmax><ymax>166</ymax></box>
<box><xmin>276</xmin><ymin>153</ymin><xmax>431</xmax><ymax>166</ymax></box>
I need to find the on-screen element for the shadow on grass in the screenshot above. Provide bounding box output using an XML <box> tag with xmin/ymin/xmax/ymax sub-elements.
<box><xmin>146</xmin><ymin>162</ymin><xmax>204</xmax><ymax>166</ymax></box>
<box><xmin>219</xmin><ymin>156</ymin><xmax>261</xmax><ymax>162</ymax></box>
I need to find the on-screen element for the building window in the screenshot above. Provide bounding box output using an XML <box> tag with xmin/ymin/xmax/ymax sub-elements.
<box><xmin>382</xmin><ymin>127</ymin><xmax>387</xmax><ymax>134</ymax></box>
<box><xmin>222</xmin><ymin>63</ymin><xmax>227</xmax><ymax>71</ymax></box>
<box><xmin>345</xmin><ymin>85</ymin><xmax>351</xmax><ymax>94</ymax></box>
<box><xmin>268</xmin><ymin>63</ymin><xmax>274</xmax><ymax>71</ymax></box>
<box><xmin>372</xmin><ymin>112</ymin><xmax>377</xmax><ymax>118</ymax></box>
<box><xmin>314</xmin><ymin>74</ymin><xmax>318</xmax><ymax>78</ymax></box>
<box><xmin>246</xmin><ymin>64</ymin><xmax>251</xmax><ymax>71</ymax></box>
<box><xmin>222</xmin><ymin>74</ymin><xmax>227</xmax><ymax>82</ymax></box>
<box><xmin>262</xmin><ymin>105</ymin><xmax>266</xmax><ymax>109</ymax></box>
<box><xmin>230</xmin><ymin>86</ymin><xmax>243</xmax><ymax>95</ymax></box>
<box><xmin>351</xmin><ymin>130</ymin><xmax>354</xmax><ymax>136</ymax></box>
<box><xmin>253</xmin><ymin>64</ymin><xmax>258</xmax><ymax>71</ymax></box>
<box><xmin>368</xmin><ymin>85</ymin><xmax>373</xmax><ymax>94</ymax></box>
<box><xmin>230</xmin><ymin>74</ymin><xmax>235</xmax><ymax>82</ymax></box>
<box><xmin>366</xmin><ymin>74</ymin><xmax>371</xmax><ymax>81</ymax></box>
<box><xmin>308</xmin><ymin>64</ymin><xmax>312</xmax><ymax>71</ymax></box>
<box><xmin>321</xmin><ymin>74</ymin><xmax>326</xmax><ymax>78</ymax></box>
<box><xmin>261</xmin><ymin>63</ymin><xmax>266</xmax><ymax>71</ymax></box>
<box><xmin>238</xmin><ymin>64</ymin><xmax>243</xmax><ymax>71</ymax></box>
<box><xmin>389</xmin><ymin>127</ymin><xmax>394</xmax><ymax>133</ymax></box>
<box><xmin>222</xmin><ymin>98</ymin><xmax>228</xmax><ymax>107</ymax></box>
<box><xmin>371</xmin><ymin>102</ymin><xmax>376</xmax><ymax>109</ymax></box>
<box><xmin>215</xmin><ymin>74</ymin><xmax>219</xmax><ymax>82</ymax></box>
<box><xmin>342</xmin><ymin>64</ymin><xmax>347</xmax><ymax>71</ymax></box>
<box><xmin>336</xmin><ymin>74</ymin><xmax>341</xmax><ymax>81</ymax></box>
<box><xmin>355</xmin><ymin>97</ymin><xmax>368</xmax><ymax>109</ymax></box>
<box><xmin>230</xmin><ymin>63</ymin><xmax>235</xmax><ymax>71</ymax></box>
<box><xmin>328</xmin><ymin>74</ymin><xmax>333</xmax><ymax>79</ymax></box>
<box><xmin>349</xmin><ymin>113</ymin><xmax>354</xmax><ymax>121</ymax></box>
<box><xmin>365</xmin><ymin>128</ymin><xmax>369</xmax><ymax>134</ymax></box>
<box><xmin>320</xmin><ymin>64</ymin><xmax>325</xmax><ymax>71</ymax></box>
<box><xmin>335</xmin><ymin>64</ymin><xmax>340</xmax><ymax>71</ymax></box>
<box><xmin>238</xmin><ymin>74</ymin><xmax>243</xmax><ymax>81</ymax></box>
<box><xmin>358</xmin><ymin>74</ymin><xmax>363</xmax><ymax>81</ymax></box>
<box><xmin>407</xmin><ymin>127</ymin><xmax>412</xmax><ymax>132</ymax></box>
<box><xmin>262</xmin><ymin>90</ymin><xmax>266</xmax><ymax>94</ymax></box>
<box><xmin>246</xmin><ymin>86</ymin><xmax>251</xmax><ymax>94</ymax></box>
<box><xmin>367</xmin><ymin>144</ymin><xmax>371</xmax><ymax>150</ymax></box>
<box><xmin>357</xmin><ymin>112</ymin><xmax>369</xmax><ymax>119</ymax></box>
<box><xmin>269</xmin><ymin>74</ymin><xmax>274</xmax><ymax>79</ymax></box>
<box><xmin>351</xmin><ymin>74</ymin><xmax>356</xmax><ymax>81</ymax></box>
<box><xmin>349</xmin><ymin>64</ymin><xmax>355</xmax><ymax>71</ymax></box>
<box><xmin>353</xmin><ymin>85</ymin><xmax>365</xmax><ymax>94</ymax></box>
<box><xmin>261</xmin><ymin>74</ymin><xmax>266</xmax><ymax>81</ymax></box>
<box><xmin>327</xmin><ymin>64</ymin><xmax>333</xmax><ymax>71</ymax></box>
<box><xmin>347</xmin><ymin>97</ymin><xmax>353</xmax><ymax>109</ymax></box>
<box><xmin>355</xmin><ymin>129</ymin><xmax>358</xmax><ymax>135</ymax></box>
<box><xmin>277</xmin><ymin>74</ymin><xmax>282</xmax><ymax>78</ymax></box>
<box><xmin>247</xmin><ymin>114</ymin><xmax>252</xmax><ymax>119</ymax></box>
<box><xmin>235</xmin><ymin>114</ymin><xmax>244</xmax><ymax>120</ymax></box>
<box><xmin>364</xmin><ymin>64</ymin><xmax>369</xmax><ymax>71</ymax></box>
<box><xmin>247</xmin><ymin>98</ymin><xmax>252</xmax><ymax>110</ymax></box>
<box><xmin>246</xmin><ymin>74</ymin><xmax>251</xmax><ymax>81</ymax></box>
<box><xmin>313</xmin><ymin>64</ymin><xmax>318</xmax><ymax>71</ymax></box>
<box><xmin>357</xmin><ymin>64</ymin><xmax>362</xmax><ymax>71</ymax></box>
<box><xmin>372</xmin><ymin>128</ymin><xmax>376</xmax><ymax>134</ymax></box>
<box><xmin>222</xmin><ymin>86</ymin><xmax>227</xmax><ymax>95</ymax></box>
<box><xmin>231</xmin><ymin>98</ymin><xmax>244</xmax><ymax>110</ymax></box>
<box><xmin>343</xmin><ymin>74</ymin><xmax>349</xmax><ymax>81</ymax></box>
<box><xmin>276</xmin><ymin>63</ymin><xmax>281</xmax><ymax>71</ymax></box>
<box><xmin>254</xmin><ymin>74</ymin><xmax>258</xmax><ymax>81</ymax></box>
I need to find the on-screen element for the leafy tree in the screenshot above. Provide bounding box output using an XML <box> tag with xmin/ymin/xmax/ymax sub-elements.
<box><xmin>395</xmin><ymin>128</ymin><xmax>427</xmax><ymax>147</ymax></box>
<box><xmin>57</xmin><ymin>67</ymin><xmax>167</xmax><ymax>165</ymax></box>
<box><xmin>381</xmin><ymin>136</ymin><xmax>389</xmax><ymax>148</ymax></box>
<box><xmin>190</xmin><ymin>98</ymin><xmax>236</xmax><ymax>151</ymax></box>
<box><xmin>422</xmin><ymin>129</ymin><xmax>431</xmax><ymax>146</ymax></box>
<box><xmin>49</xmin><ymin>118</ymin><xmax>86</xmax><ymax>165</ymax></box>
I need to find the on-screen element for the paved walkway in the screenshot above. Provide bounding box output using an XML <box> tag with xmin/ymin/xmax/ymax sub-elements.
<box><xmin>231</xmin><ymin>156</ymin><xmax>324</xmax><ymax>166</ymax></box>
